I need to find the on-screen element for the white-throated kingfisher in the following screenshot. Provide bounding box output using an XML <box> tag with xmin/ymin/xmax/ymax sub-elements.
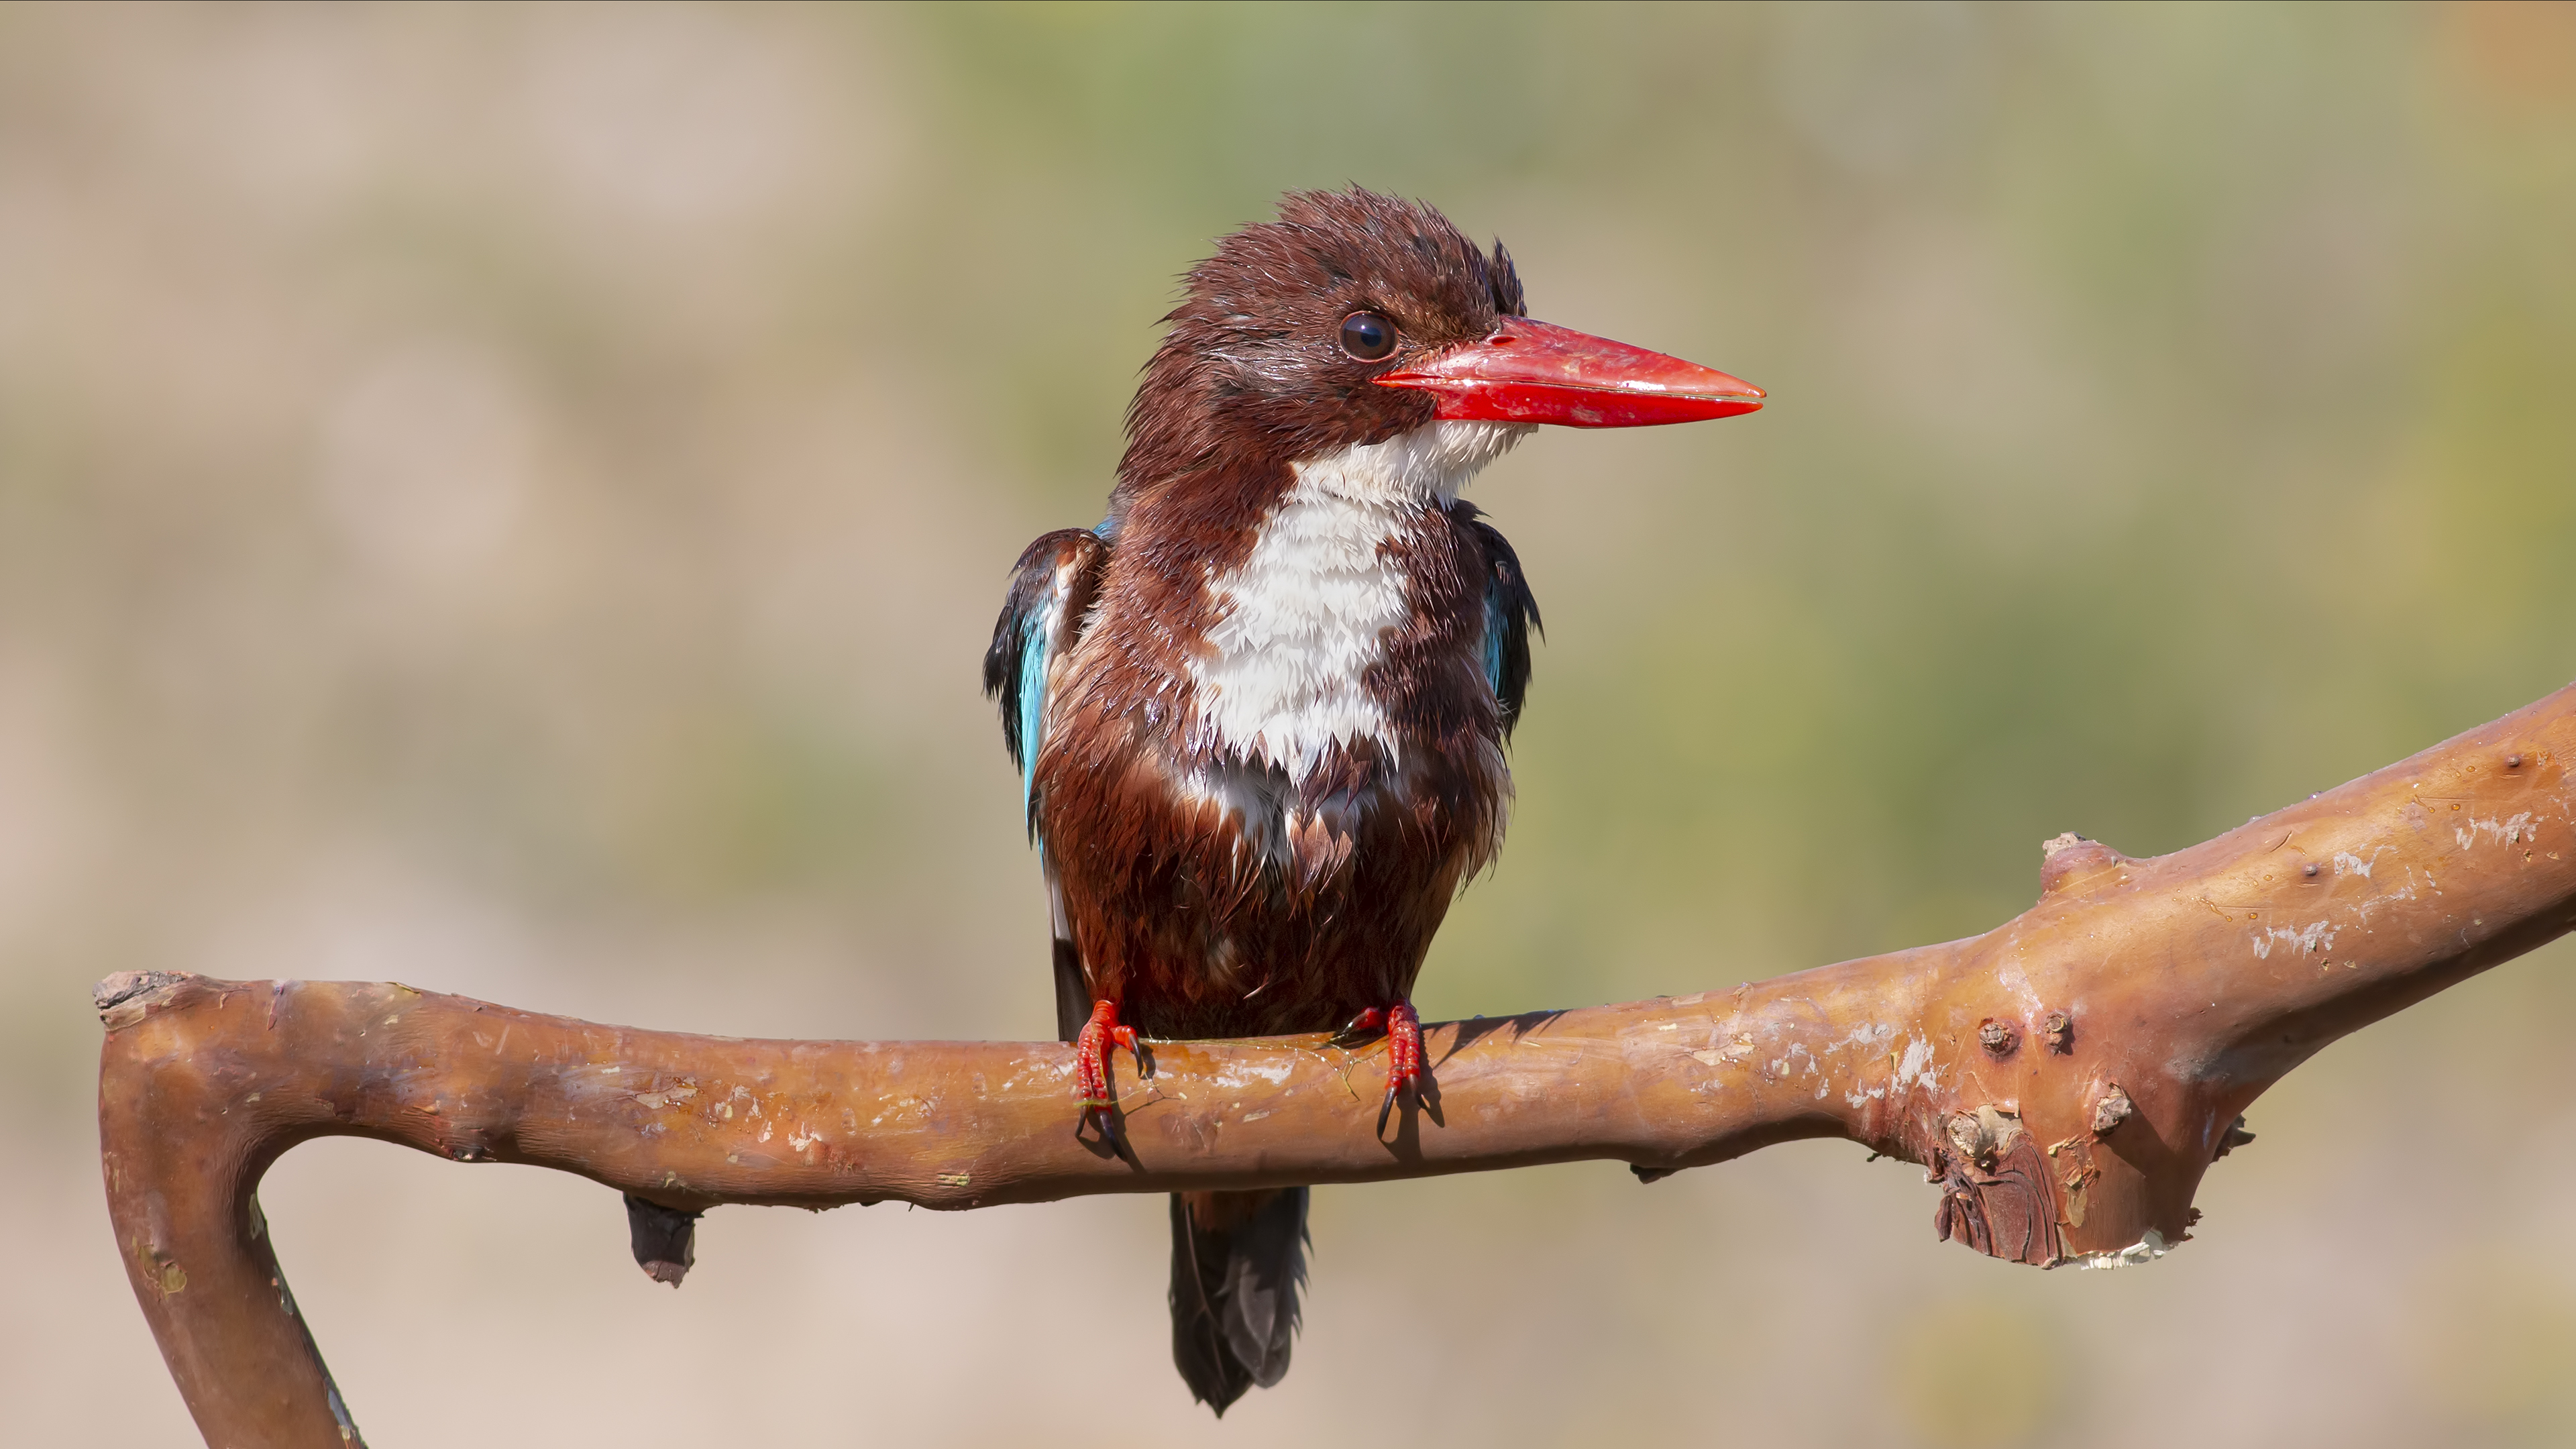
<box><xmin>983</xmin><ymin>189</ymin><xmax>1761</xmax><ymax>1413</ymax></box>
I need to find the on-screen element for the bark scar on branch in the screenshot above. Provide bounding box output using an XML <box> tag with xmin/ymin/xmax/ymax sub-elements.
<box><xmin>99</xmin><ymin>684</ymin><xmax>2576</xmax><ymax>1449</ymax></box>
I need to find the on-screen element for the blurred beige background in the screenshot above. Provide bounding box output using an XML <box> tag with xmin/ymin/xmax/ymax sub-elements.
<box><xmin>8</xmin><ymin>2</ymin><xmax>2576</xmax><ymax>1444</ymax></box>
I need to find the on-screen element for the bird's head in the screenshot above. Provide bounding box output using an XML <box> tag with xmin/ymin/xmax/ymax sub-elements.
<box><xmin>1114</xmin><ymin>188</ymin><xmax>1761</xmax><ymax>515</ymax></box>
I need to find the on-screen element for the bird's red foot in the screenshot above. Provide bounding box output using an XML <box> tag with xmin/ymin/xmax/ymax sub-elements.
<box><xmin>1075</xmin><ymin>998</ymin><xmax>1146</xmax><ymax>1140</ymax></box>
<box><xmin>1334</xmin><ymin>1001</ymin><xmax>1425</xmax><ymax>1135</ymax></box>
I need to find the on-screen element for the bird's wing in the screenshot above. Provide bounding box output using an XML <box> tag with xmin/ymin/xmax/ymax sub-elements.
<box><xmin>983</xmin><ymin>528</ymin><xmax>1108</xmax><ymax>825</ymax></box>
<box><xmin>1462</xmin><ymin>514</ymin><xmax>1543</xmax><ymax>735</ymax></box>
<box><xmin>982</xmin><ymin>527</ymin><xmax>1109</xmax><ymax>1040</ymax></box>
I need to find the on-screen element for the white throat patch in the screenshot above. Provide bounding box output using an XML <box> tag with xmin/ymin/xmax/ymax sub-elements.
<box><xmin>1189</xmin><ymin>420</ymin><xmax>1529</xmax><ymax>780</ymax></box>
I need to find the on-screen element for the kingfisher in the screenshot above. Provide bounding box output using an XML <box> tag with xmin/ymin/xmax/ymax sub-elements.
<box><xmin>983</xmin><ymin>188</ymin><xmax>1761</xmax><ymax>1413</ymax></box>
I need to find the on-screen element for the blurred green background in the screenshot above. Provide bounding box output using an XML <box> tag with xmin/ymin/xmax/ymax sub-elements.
<box><xmin>7</xmin><ymin>2</ymin><xmax>2576</xmax><ymax>1444</ymax></box>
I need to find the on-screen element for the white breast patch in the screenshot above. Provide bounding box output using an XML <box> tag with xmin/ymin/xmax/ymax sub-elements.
<box><xmin>1189</xmin><ymin>419</ymin><xmax>1527</xmax><ymax>781</ymax></box>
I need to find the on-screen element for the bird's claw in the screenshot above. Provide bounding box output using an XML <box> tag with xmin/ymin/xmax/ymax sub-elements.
<box><xmin>1079</xmin><ymin>1091</ymin><xmax>1126</xmax><ymax>1144</ymax></box>
<box><xmin>1361</xmin><ymin>1002</ymin><xmax>1423</xmax><ymax>1137</ymax></box>
<box><xmin>1074</xmin><ymin>1000</ymin><xmax>1144</xmax><ymax>1142</ymax></box>
<box><xmin>1331</xmin><ymin>1006</ymin><xmax>1388</xmax><ymax>1048</ymax></box>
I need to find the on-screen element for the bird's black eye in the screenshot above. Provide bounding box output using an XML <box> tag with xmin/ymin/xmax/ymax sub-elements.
<box><xmin>1339</xmin><ymin>311</ymin><xmax>1397</xmax><ymax>361</ymax></box>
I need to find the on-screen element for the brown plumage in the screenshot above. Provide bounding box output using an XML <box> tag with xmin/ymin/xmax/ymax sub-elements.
<box><xmin>1034</xmin><ymin>505</ymin><xmax>1507</xmax><ymax>1040</ymax></box>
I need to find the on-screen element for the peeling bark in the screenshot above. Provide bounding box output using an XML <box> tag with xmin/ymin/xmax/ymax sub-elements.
<box><xmin>100</xmin><ymin>683</ymin><xmax>2576</xmax><ymax>1448</ymax></box>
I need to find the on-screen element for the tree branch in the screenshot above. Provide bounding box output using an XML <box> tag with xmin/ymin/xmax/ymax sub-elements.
<box><xmin>101</xmin><ymin>682</ymin><xmax>2576</xmax><ymax>1447</ymax></box>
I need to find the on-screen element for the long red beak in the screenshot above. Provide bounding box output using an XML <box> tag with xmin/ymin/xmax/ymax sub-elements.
<box><xmin>1374</xmin><ymin>317</ymin><xmax>1764</xmax><ymax>427</ymax></box>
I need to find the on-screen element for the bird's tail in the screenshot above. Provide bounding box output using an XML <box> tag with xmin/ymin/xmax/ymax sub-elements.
<box><xmin>1169</xmin><ymin>1187</ymin><xmax>1309</xmax><ymax>1415</ymax></box>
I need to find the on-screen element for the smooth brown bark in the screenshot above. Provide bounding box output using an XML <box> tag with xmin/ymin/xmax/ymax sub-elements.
<box><xmin>102</xmin><ymin>683</ymin><xmax>2576</xmax><ymax>1447</ymax></box>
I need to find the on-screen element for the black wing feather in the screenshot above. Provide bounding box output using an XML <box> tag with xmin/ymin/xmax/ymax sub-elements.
<box><xmin>1461</xmin><ymin>511</ymin><xmax>1542</xmax><ymax>735</ymax></box>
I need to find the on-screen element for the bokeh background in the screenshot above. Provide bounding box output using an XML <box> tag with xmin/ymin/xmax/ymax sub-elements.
<box><xmin>8</xmin><ymin>2</ymin><xmax>2576</xmax><ymax>1444</ymax></box>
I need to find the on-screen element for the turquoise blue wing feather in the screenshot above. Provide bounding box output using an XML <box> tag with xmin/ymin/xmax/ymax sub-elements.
<box><xmin>1016</xmin><ymin>623</ymin><xmax>1049</xmax><ymax>806</ymax></box>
